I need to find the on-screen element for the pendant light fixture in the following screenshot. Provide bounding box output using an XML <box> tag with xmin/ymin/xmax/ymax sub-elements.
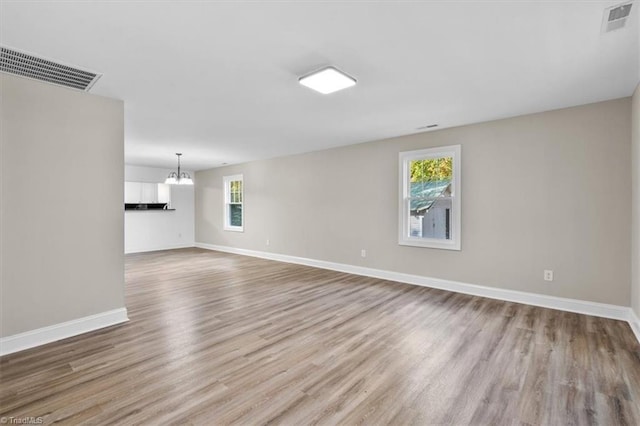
<box><xmin>165</xmin><ymin>153</ymin><xmax>193</xmax><ymax>185</ymax></box>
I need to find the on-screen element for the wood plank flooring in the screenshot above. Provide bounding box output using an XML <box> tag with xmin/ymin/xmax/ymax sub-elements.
<box><xmin>1</xmin><ymin>248</ymin><xmax>639</xmax><ymax>425</ymax></box>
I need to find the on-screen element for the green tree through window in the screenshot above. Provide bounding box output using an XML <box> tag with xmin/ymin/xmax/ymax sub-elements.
<box><xmin>410</xmin><ymin>157</ymin><xmax>453</xmax><ymax>182</ymax></box>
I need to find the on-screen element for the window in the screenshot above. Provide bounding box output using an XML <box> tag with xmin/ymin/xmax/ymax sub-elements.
<box><xmin>399</xmin><ymin>145</ymin><xmax>461</xmax><ymax>250</ymax></box>
<box><xmin>224</xmin><ymin>174</ymin><xmax>243</xmax><ymax>231</ymax></box>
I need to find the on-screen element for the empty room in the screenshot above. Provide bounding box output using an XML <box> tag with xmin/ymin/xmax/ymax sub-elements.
<box><xmin>1</xmin><ymin>1</ymin><xmax>639</xmax><ymax>425</ymax></box>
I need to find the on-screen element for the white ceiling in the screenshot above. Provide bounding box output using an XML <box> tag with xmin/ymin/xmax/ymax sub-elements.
<box><xmin>1</xmin><ymin>1</ymin><xmax>638</xmax><ymax>171</ymax></box>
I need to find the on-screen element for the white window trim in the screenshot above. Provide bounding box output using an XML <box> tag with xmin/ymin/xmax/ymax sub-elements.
<box><xmin>223</xmin><ymin>174</ymin><xmax>244</xmax><ymax>232</ymax></box>
<box><xmin>398</xmin><ymin>145</ymin><xmax>461</xmax><ymax>250</ymax></box>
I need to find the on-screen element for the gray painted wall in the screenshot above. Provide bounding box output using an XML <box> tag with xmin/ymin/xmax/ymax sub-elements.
<box><xmin>632</xmin><ymin>83</ymin><xmax>640</xmax><ymax>317</ymax></box>
<box><xmin>1</xmin><ymin>74</ymin><xmax>125</xmax><ymax>337</ymax></box>
<box><xmin>196</xmin><ymin>98</ymin><xmax>631</xmax><ymax>306</ymax></box>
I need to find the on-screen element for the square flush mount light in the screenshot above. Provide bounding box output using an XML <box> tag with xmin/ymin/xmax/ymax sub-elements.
<box><xmin>299</xmin><ymin>67</ymin><xmax>356</xmax><ymax>94</ymax></box>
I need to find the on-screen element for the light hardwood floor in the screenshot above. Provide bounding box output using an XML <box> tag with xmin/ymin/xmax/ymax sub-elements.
<box><xmin>1</xmin><ymin>248</ymin><xmax>639</xmax><ymax>425</ymax></box>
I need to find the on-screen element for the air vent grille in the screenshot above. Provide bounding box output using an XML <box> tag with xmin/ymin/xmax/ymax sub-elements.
<box><xmin>608</xmin><ymin>3</ymin><xmax>632</xmax><ymax>21</ymax></box>
<box><xmin>602</xmin><ymin>2</ymin><xmax>633</xmax><ymax>33</ymax></box>
<box><xmin>0</xmin><ymin>46</ymin><xmax>101</xmax><ymax>91</ymax></box>
<box><xmin>416</xmin><ymin>124</ymin><xmax>438</xmax><ymax>130</ymax></box>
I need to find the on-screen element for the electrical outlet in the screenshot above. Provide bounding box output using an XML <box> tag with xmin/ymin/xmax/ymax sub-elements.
<box><xmin>544</xmin><ymin>270</ymin><xmax>554</xmax><ymax>281</ymax></box>
<box><xmin>266</xmin><ymin>239</ymin><xmax>270</xmax><ymax>246</ymax></box>
<box><xmin>361</xmin><ymin>249</ymin><xmax>367</xmax><ymax>258</ymax></box>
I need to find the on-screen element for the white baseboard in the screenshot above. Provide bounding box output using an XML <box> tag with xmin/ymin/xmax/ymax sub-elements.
<box><xmin>196</xmin><ymin>242</ymin><xmax>639</xmax><ymax>344</ymax></box>
<box><xmin>630</xmin><ymin>309</ymin><xmax>640</xmax><ymax>345</ymax></box>
<box><xmin>0</xmin><ymin>308</ymin><xmax>129</xmax><ymax>356</ymax></box>
<box><xmin>125</xmin><ymin>243</ymin><xmax>194</xmax><ymax>254</ymax></box>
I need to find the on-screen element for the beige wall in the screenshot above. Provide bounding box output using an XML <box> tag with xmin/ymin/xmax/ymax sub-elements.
<box><xmin>632</xmin><ymin>83</ymin><xmax>640</xmax><ymax>316</ymax></box>
<box><xmin>1</xmin><ymin>74</ymin><xmax>125</xmax><ymax>337</ymax></box>
<box><xmin>196</xmin><ymin>98</ymin><xmax>632</xmax><ymax>306</ymax></box>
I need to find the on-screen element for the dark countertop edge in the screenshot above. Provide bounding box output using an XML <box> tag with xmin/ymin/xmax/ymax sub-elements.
<box><xmin>125</xmin><ymin>209</ymin><xmax>176</xmax><ymax>212</ymax></box>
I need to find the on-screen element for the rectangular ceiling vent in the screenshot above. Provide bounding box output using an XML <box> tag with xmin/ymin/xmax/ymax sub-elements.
<box><xmin>0</xmin><ymin>46</ymin><xmax>101</xmax><ymax>91</ymax></box>
<box><xmin>602</xmin><ymin>2</ymin><xmax>633</xmax><ymax>33</ymax></box>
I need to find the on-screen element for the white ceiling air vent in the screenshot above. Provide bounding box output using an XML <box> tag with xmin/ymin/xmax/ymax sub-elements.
<box><xmin>0</xmin><ymin>46</ymin><xmax>101</xmax><ymax>91</ymax></box>
<box><xmin>416</xmin><ymin>124</ymin><xmax>438</xmax><ymax>130</ymax></box>
<box><xmin>602</xmin><ymin>2</ymin><xmax>633</xmax><ymax>33</ymax></box>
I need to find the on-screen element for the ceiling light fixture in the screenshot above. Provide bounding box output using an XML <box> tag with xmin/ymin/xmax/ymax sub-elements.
<box><xmin>165</xmin><ymin>153</ymin><xmax>193</xmax><ymax>185</ymax></box>
<box><xmin>299</xmin><ymin>66</ymin><xmax>356</xmax><ymax>94</ymax></box>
